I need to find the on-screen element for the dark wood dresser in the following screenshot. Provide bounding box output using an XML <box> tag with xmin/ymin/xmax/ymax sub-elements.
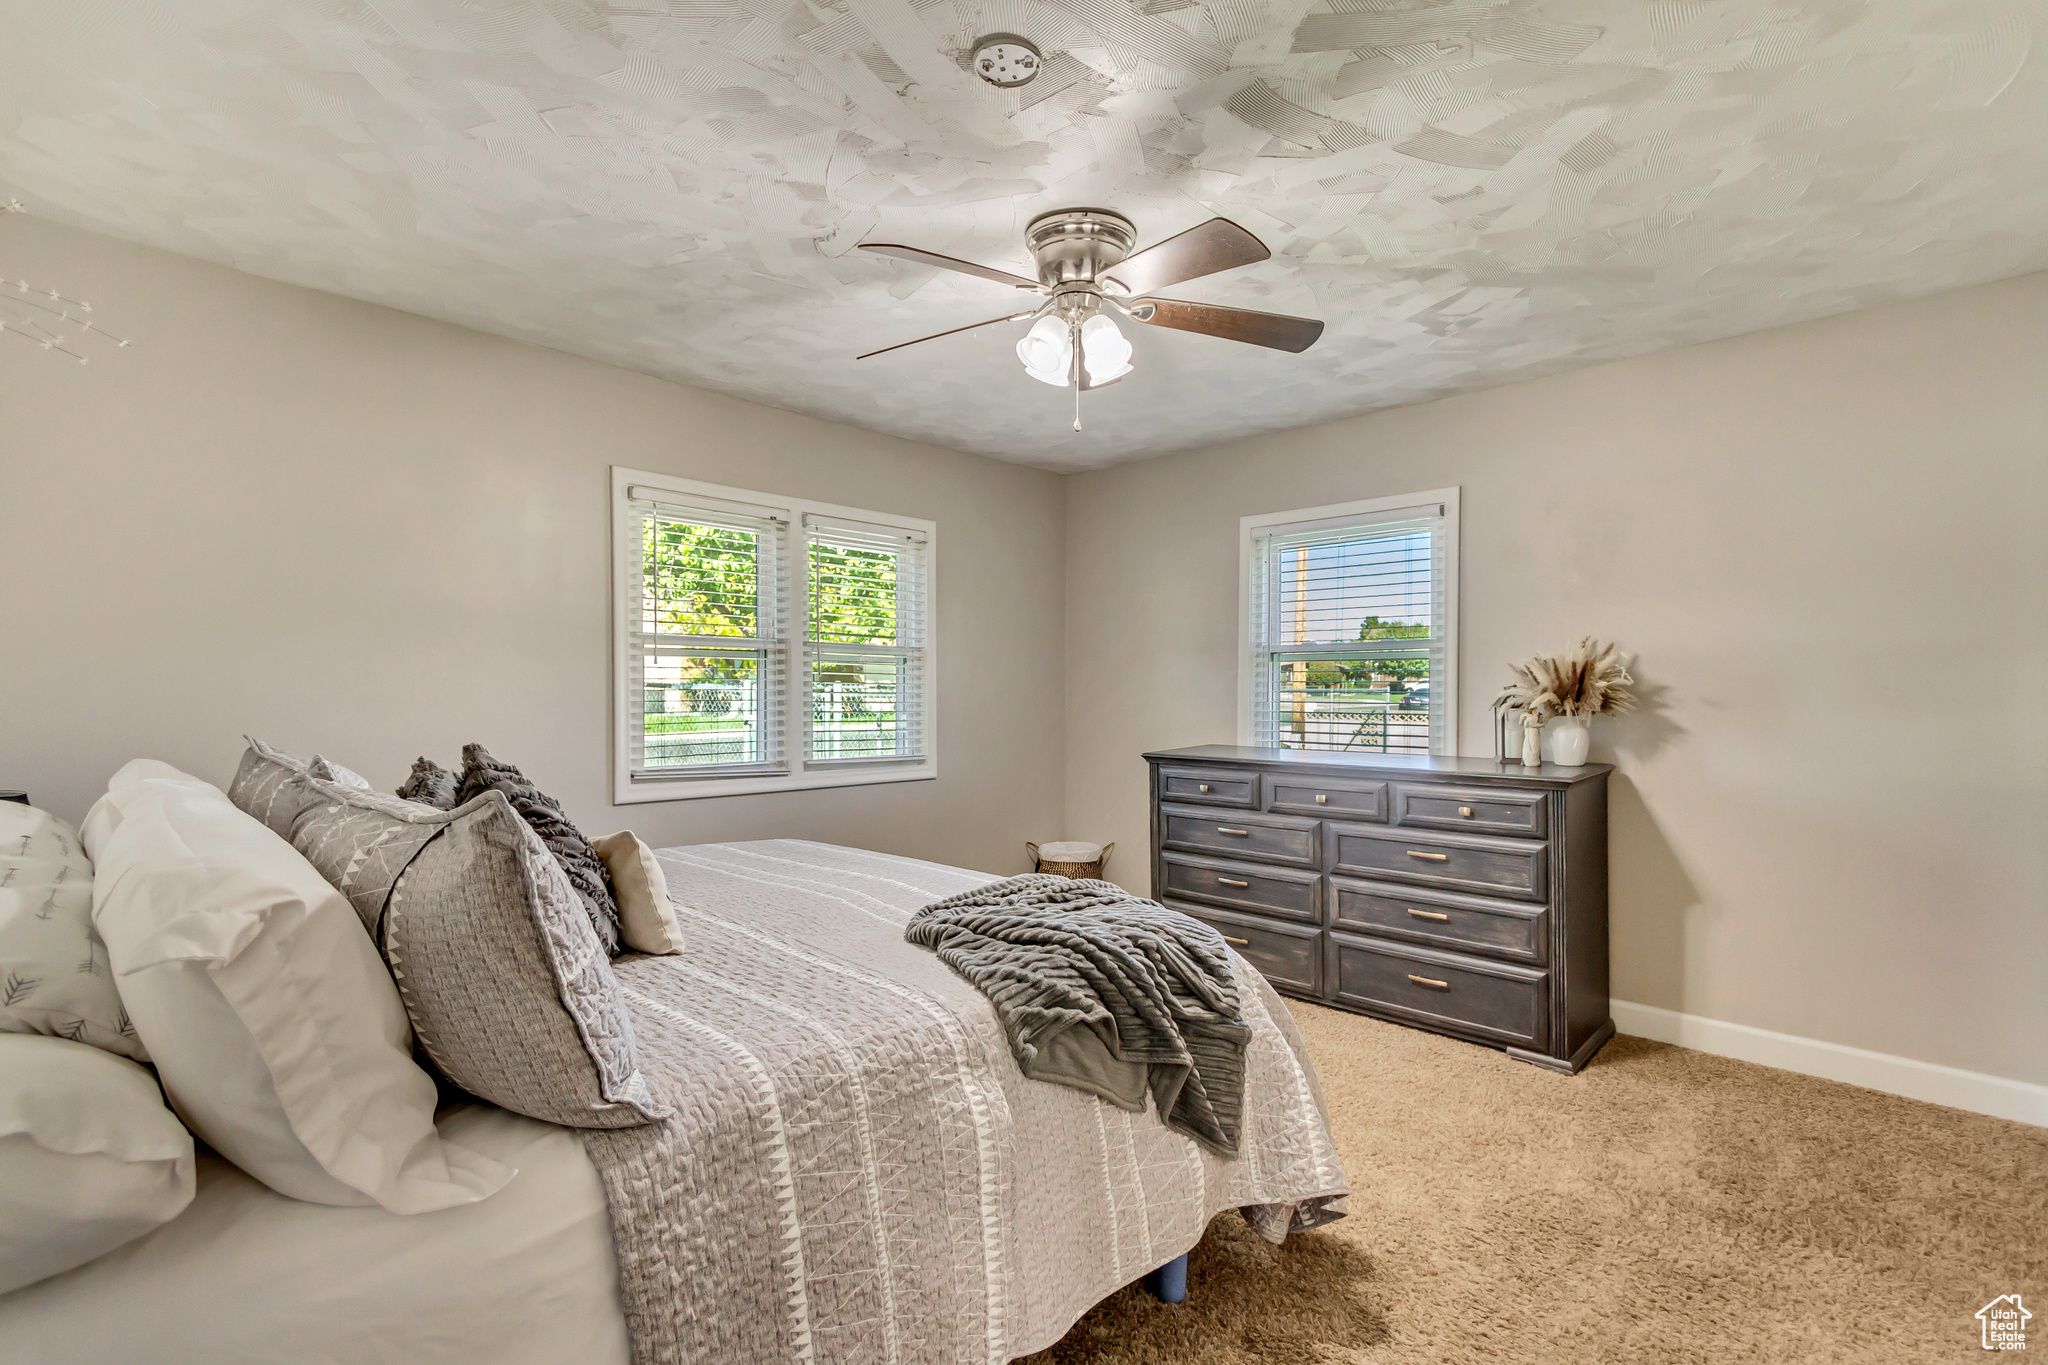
<box><xmin>1146</xmin><ymin>745</ymin><xmax>1613</xmax><ymax>1073</ymax></box>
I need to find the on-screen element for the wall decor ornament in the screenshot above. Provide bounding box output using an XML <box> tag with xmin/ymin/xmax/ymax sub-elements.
<box><xmin>1496</xmin><ymin>638</ymin><xmax>1636</xmax><ymax>768</ymax></box>
<box><xmin>1</xmin><ymin>201</ymin><xmax>131</xmax><ymax>365</ymax></box>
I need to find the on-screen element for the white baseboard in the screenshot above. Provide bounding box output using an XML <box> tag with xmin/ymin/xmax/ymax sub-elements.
<box><xmin>1609</xmin><ymin>1000</ymin><xmax>2047</xmax><ymax>1128</ymax></box>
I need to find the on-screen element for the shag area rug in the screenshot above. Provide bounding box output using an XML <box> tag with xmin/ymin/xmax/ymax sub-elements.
<box><xmin>1021</xmin><ymin>1003</ymin><xmax>2046</xmax><ymax>1363</ymax></box>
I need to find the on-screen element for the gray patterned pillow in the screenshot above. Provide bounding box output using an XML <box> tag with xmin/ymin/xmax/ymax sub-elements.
<box><xmin>273</xmin><ymin>777</ymin><xmax>448</xmax><ymax>939</ymax></box>
<box><xmin>278</xmin><ymin>772</ymin><xmax>664</xmax><ymax>1129</ymax></box>
<box><xmin>228</xmin><ymin>737</ymin><xmax>322</xmax><ymax>840</ymax></box>
<box><xmin>227</xmin><ymin>737</ymin><xmax>367</xmax><ymax>837</ymax></box>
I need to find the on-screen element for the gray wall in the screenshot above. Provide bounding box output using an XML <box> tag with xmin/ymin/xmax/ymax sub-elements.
<box><xmin>0</xmin><ymin>216</ymin><xmax>1067</xmax><ymax>876</ymax></box>
<box><xmin>1063</xmin><ymin>272</ymin><xmax>2048</xmax><ymax>1086</ymax></box>
<box><xmin>6</xmin><ymin>215</ymin><xmax>2041</xmax><ymax>1087</ymax></box>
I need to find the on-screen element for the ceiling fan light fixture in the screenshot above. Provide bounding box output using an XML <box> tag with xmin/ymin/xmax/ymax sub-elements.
<box><xmin>1017</xmin><ymin>314</ymin><xmax>1071</xmax><ymax>386</ymax></box>
<box><xmin>1080</xmin><ymin>314</ymin><xmax>1133</xmax><ymax>385</ymax></box>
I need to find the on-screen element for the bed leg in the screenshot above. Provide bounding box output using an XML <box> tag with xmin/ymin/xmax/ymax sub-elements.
<box><xmin>1144</xmin><ymin>1253</ymin><xmax>1188</xmax><ymax>1305</ymax></box>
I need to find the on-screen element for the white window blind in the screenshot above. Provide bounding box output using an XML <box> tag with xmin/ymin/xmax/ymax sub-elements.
<box><xmin>1248</xmin><ymin>501</ymin><xmax>1450</xmax><ymax>755</ymax></box>
<box><xmin>614</xmin><ymin>470</ymin><xmax>938</xmax><ymax>803</ymax></box>
<box><xmin>626</xmin><ymin>491</ymin><xmax>790</xmax><ymax>780</ymax></box>
<box><xmin>803</xmin><ymin>515</ymin><xmax>929</xmax><ymax>767</ymax></box>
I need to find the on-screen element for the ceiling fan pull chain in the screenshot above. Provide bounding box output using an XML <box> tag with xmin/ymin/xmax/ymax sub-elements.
<box><xmin>1071</xmin><ymin>319</ymin><xmax>1083</xmax><ymax>431</ymax></box>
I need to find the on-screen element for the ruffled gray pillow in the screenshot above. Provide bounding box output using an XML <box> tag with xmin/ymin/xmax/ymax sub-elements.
<box><xmin>395</xmin><ymin>757</ymin><xmax>460</xmax><ymax>810</ymax></box>
<box><xmin>456</xmin><ymin>745</ymin><xmax>621</xmax><ymax>956</ymax></box>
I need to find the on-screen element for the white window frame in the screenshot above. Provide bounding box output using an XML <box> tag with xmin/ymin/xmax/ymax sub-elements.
<box><xmin>1237</xmin><ymin>488</ymin><xmax>1460</xmax><ymax>756</ymax></box>
<box><xmin>611</xmin><ymin>466</ymin><xmax>938</xmax><ymax>804</ymax></box>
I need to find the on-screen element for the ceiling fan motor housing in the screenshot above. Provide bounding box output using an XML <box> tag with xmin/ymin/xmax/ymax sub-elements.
<box><xmin>1026</xmin><ymin>209</ymin><xmax>1137</xmax><ymax>288</ymax></box>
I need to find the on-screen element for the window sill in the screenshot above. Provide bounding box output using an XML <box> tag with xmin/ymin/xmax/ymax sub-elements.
<box><xmin>614</xmin><ymin>759</ymin><xmax>938</xmax><ymax>804</ymax></box>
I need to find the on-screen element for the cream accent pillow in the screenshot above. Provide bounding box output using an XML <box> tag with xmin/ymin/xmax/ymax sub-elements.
<box><xmin>87</xmin><ymin>760</ymin><xmax>513</xmax><ymax>1213</ymax></box>
<box><xmin>592</xmin><ymin>832</ymin><xmax>683</xmax><ymax>955</ymax></box>
<box><xmin>0</xmin><ymin>1033</ymin><xmax>195</xmax><ymax>1293</ymax></box>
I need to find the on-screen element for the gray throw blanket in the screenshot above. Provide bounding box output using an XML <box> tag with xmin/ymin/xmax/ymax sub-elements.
<box><xmin>905</xmin><ymin>874</ymin><xmax>1252</xmax><ymax>1157</ymax></box>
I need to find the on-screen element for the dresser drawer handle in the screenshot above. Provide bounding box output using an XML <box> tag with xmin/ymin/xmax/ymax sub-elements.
<box><xmin>1407</xmin><ymin>974</ymin><xmax>1450</xmax><ymax>989</ymax></box>
<box><xmin>1315</xmin><ymin>794</ymin><xmax>1327</xmax><ymax>804</ymax></box>
<box><xmin>1407</xmin><ymin>908</ymin><xmax>1450</xmax><ymax>921</ymax></box>
<box><xmin>1458</xmin><ymin>806</ymin><xmax>1473</xmax><ymax>817</ymax></box>
<box><xmin>1222</xmin><ymin>935</ymin><xmax>1250</xmax><ymax>947</ymax></box>
<box><xmin>1217</xmin><ymin>877</ymin><xmax>1250</xmax><ymax>888</ymax></box>
<box><xmin>1406</xmin><ymin>850</ymin><xmax>1449</xmax><ymax>862</ymax></box>
<box><xmin>1197</xmin><ymin>783</ymin><xmax>1211</xmax><ymax>793</ymax></box>
<box><xmin>1217</xmin><ymin>827</ymin><xmax>1250</xmax><ymax>836</ymax></box>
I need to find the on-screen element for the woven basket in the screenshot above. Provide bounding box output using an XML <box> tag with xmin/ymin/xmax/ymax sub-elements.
<box><xmin>1026</xmin><ymin>841</ymin><xmax>1114</xmax><ymax>880</ymax></box>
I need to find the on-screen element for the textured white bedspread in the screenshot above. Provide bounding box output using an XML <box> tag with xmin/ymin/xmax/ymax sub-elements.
<box><xmin>586</xmin><ymin>841</ymin><xmax>1349</xmax><ymax>1365</ymax></box>
<box><xmin>0</xmin><ymin>1105</ymin><xmax>629</xmax><ymax>1365</ymax></box>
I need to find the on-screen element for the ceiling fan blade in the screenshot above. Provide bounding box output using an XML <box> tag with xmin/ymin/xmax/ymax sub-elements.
<box><xmin>1130</xmin><ymin>297</ymin><xmax>1325</xmax><ymax>353</ymax></box>
<box><xmin>859</xmin><ymin>243</ymin><xmax>1043</xmax><ymax>292</ymax></box>
<box><xmin>856</xmin><ymin>310</ymin><xmax>1039</xmax><ymax>360</ymax></box>
<box><xmin>1101</xmin><ymin>218</ymin><xmax>1269</xmax><ymax>296</ymax></box>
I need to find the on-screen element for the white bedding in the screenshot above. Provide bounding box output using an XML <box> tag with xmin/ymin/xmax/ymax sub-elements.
<box><xmin>0</xmin><ymin>1105</ymin><xmax>629</xmax><ymax>1365</ymax></box>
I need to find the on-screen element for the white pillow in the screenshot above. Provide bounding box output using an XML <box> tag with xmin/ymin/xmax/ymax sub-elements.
<box><xmin>87</xmin><ymin>760</ymin><xmax>513</xmax><ymax>1214</ymax></box>
<box><xmin>308</xmin><ymin>756</ymin><xmax>372</xmax><ymax>790</ymax></box>
<box><xmin>0</xmin><ymin>803</ymin><xmax>148</xmax><ymax>1061</ymax></box>
<box><xmin>0</xmin><ymin>1032</ymin><xmax>195</xmax><ymax>1293</ymax></box>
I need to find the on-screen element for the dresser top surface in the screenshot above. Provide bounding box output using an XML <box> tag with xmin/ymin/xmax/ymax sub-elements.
<box><xmin>1144</xmin><ymin>744</ymin><xmax>1612</xmax><ymax>786</ymax></box>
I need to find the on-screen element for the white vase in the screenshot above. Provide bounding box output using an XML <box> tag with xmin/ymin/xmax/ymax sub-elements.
<box><xmin>1550</xmin><ymin>716</ymin><xmax>1591</xmax><ymax>767</ymax></box>
<box><xmin>1520</xmin><ymin>716</ymin><xmax>1543</xmax><ymax>766</ymax></box>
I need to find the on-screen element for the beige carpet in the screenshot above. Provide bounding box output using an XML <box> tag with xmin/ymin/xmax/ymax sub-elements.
<box><xmin>1022</xmin><ymin>1004</ymin><xmax>2046</xmax><ymax>1364</ymax></box>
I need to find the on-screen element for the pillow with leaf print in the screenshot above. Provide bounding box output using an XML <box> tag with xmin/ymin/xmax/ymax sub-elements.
<box><xmin>0</xmin><ymin>802</ymin><xmax>146</xmax><ymax>1062</ymax></box>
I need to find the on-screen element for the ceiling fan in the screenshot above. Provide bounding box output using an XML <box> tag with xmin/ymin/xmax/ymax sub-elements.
<box><xmin>856</xmin><ymin>209</ymin><xmax>1324</xmax><ymax>430</ymax></box>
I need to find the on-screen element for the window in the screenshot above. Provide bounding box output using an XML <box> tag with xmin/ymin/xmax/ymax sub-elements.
<box><xmin>1240</xmin><ymin>490</ymin><xmax>1458</xmax><ymax>756</ymax></box>
<box><xmin>613</xmin><ymin>469</ymin><xmax>935</xmax><ymax>802</ymax></box>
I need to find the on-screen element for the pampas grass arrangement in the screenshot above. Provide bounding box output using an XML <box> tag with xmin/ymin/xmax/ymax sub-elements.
<box><xmin>1497</xmin><ymin>638</ymin><xmax>1637</xmax><ymax>721</ymax></box>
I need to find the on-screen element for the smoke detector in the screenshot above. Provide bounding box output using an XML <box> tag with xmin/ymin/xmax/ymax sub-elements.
<box><xmin>970</xmin><ymin>34</ymin><xmax>1042</xmax><ymax>88</ymax></box>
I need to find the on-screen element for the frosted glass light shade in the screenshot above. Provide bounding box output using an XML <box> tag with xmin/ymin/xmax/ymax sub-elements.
<box><xmin>1080</xmin><ymin>314</ymin><xmax>1133</xmax><ymax>384</ymax></box>
<box><xmin>1016</xmin><ymin>316</ymin><xmax>1071</xmax><ymax>386</ymax></box>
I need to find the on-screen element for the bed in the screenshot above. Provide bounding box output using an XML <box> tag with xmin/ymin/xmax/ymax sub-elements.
<box><xmin>0</xmin><ymin>1105</ymin><xmax>629</xmax><ymax>1364</ymax></box>
<box><xmin>1</xmin><ymin>840</ymin><xmax>1348</xmax><ymax>1364</ymax></box>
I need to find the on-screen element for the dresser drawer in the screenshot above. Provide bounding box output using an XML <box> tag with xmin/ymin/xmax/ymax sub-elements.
<box><xmin>1331</xmin><ymin>879</ymin><xmax>1545</xmax><ymax>964</ymax></box>
<box><xmin>1327</xmin><ymin>825</ymin><xmax>1548</xmax><ymax>901</ymax></box>
<box><xmin>1267</xmin><ymin>777</ymin><xmax>1386</xmax><ymax>822</ymax></box>
<box><xmin>1395</xmin><ymin>784</ymin><xmax>1548</xmax><ymax>838</ymax></box>
<box><xmin>1331</xmin><ymin>937</ymin><xmax>1547</xmax><ymax>1048</ymax></box>
<box><xmin>1173</xmin><ymin>905</ymin><xmax>1319</xmax><ymax>996</ymax></box>
<box><xmin>1162</xmin><ymin>807</ymin><xmax>1318</xmax><ymax>869</ymax></box>
<box><xmin>1158</xmin><ymin>766</ymin><xmax>1258</xmax><ymax>809</ymax></box>
<box><xmin>1161</xmin><ymin>854</ymin><xmax>1320</xmax><ymax>925</ymax></box>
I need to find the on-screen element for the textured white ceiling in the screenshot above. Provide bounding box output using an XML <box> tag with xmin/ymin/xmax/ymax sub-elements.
<box><xmin>2</xmin><ymin>1</ymin><xmax>2044</xmax><ymax>469</ymax></box>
